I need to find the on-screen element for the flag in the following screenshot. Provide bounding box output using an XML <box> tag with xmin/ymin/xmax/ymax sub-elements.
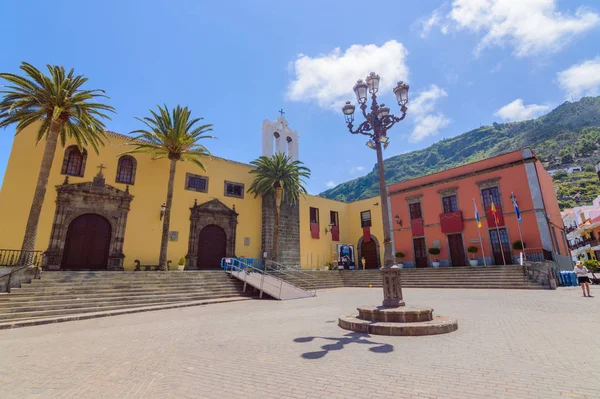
<box><xmin>511</xmin><ymin>192</ymin><xmax>522</xmax><ymax>222</ymax></box>
<box><xmin>490</xmin><ymin>197</ymin><xmax>499</xmax><ymax>225</ymax></box>
<box><xmin>473</xmin><ymin>198</ymin><xmax>482</xmax><ymax>228</ymax></box>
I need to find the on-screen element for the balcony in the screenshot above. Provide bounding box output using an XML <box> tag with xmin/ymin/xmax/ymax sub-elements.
<box><xmin>565</xmin><ymin>225</ymin><xmax>578</xmax><ymax>234</ymax></box>
<box><xmin>568</xmin><ymin>238</ymin><xmax>600</xmax><ymax>251</ymax></box>
<box><xmin>440</xmin><ymin>211</ymin><xmax>463</xmax><ymax>233</ymax></box>
<box><xmin>411</xmin><ymin>218</ymin><xmax>424</xmax><ymax>237</ymax></box>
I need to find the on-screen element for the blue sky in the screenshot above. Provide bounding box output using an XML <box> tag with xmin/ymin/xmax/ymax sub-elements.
<box><xmin>1</xmin><ymin>0</ymin><xmax>600</xmax><ymax>194</ymax></box>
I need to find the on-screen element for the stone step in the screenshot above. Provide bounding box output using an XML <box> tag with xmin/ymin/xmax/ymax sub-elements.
<box><xmin>0</xmin><ymin>292</ymin><xmax>251</xmax><ymax>321</ymax></box>
<box><xmin>24</xmin><ymin>281</ymin><xmax>239</xmax><ymax>289</ymax></box>
<box><xmin>0</xmin><ymin>288</ymin><xmax>247</xmax><ymax>303</ymax></box>
<box><xmin>0</xmin><ymin>296</ymin><xmax>251</xmax><ymax>329</ymax></box>
<box><xmin>12</xmin><ymin>281</ymin><xmax>242</xmax><ymax>292</ymax></box>
<box><xmin>0</xmin><ymin>290</ymin><xmax>249</xmax><ymax>313</ymax></box>
<box><xmin>3</xmin><ymin>288</ymin><xmax>244</xmax><ymax>300</ymax></box>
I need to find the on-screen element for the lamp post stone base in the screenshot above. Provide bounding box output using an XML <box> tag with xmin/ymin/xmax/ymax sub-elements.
<box><xmin>381</xmin><ymin>266</ymin><xmax>405</xmax><ymax>308</ymax></box>
<box><xmin>338</xmin><ymin>265</ymin><xmax>458</xmax><ymax>336</ymax></box>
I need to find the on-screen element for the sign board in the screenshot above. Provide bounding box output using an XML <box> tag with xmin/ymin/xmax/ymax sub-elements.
<box><xmin>469</xmin><ymin>238</ymin><xmax>481</xmax><ymax>243</ymax></box>
<box><xmin>432</xmin><ymin>240</ymin><xmax>441</xmax><ymax>249</ymax></box>
<box><xmin>168</xmin><ymin>231</ymin><xmax>179</xmax><ymax>242</ymax></box>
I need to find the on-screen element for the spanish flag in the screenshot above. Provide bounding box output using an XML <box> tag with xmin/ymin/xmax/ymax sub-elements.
<box><xmin>490</xmin><ymin>199</ymin><xmax>499</xmax><ymax>225</ymax></box>
<box><xmin>473</xmin><ymin>198</ymin><xmax>482</xmax><ymax>228</ymax></box>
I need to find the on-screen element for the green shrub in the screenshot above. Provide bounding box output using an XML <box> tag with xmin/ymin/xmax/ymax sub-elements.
<box><xmin>395</xmin><ymin>252</ymin><xmax>405</xmax><ymax>259</ymax></box>
<box><xmin>178</xmin><ymin>257</ymin><xmax>186</xmax><ymax>266</ymax></box>
<box><xmin>512</xmin><ymin>240</ymin><xmax>524</xmax><ymax>250</ymax></box>
<box><xmin>428</xmin><ymin>248</ymin><xmax>441</xmax><ymax>256</ymax></box>
<box><xmin>583</xmin><ymin>259</ymin><xmax>599</xmax><ymax>272</ymax></box>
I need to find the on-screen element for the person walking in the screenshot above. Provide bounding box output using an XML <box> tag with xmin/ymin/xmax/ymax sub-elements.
<box><xmin>574</xmin><ymin>261</ymin><xmax>592</xmax><ymax>297</ymax></box>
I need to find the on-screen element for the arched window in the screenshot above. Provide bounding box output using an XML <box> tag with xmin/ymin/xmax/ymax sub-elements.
<box><xmin>116</xmin><ymin>155</ymin><xmax>137</xmax><ymax>185</ymax></box>
<box><xmin>61</xmin><ymin>146</ymin><xmax>87</xmax><ymax>177</ymax></box>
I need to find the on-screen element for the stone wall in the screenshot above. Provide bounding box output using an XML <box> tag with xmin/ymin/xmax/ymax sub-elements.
<box><xmin>261</xmin><ymin>194</ymin><xmax>300</xmax><ymax>267</ymax></box>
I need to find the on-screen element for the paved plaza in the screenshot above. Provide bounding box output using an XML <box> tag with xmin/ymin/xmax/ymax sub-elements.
<box><xmin>0</xmin><ymin>287</ymin><xmax>599</xmax><ymax>399</ymax></box>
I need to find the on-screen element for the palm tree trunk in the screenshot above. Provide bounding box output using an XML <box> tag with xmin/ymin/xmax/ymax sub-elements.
<box><xmin>20</xmin><ymin>120</ymin><xmax>61</xmax><ymax>265</ymax></box>
<box><xmin>159</xmin><ymin>159</ymin><xmax>177</xmax><ymax>270</ymax></box>
<box><xmin>273</xmin><ymin>187</ymin><xmax>283</xmax><ymax>263</ymax></box>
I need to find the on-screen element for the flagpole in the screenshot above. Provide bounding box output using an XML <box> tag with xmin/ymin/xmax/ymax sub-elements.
<box><xmin>496</xmin><ymin>223</ymin><xmax>507</xmax><ymax>266</ymax></box>
<box><xmin>473</xmin><ymin>198</ymin><xmax>487</xmax><ymax>266</ymax></box>
<box><xmin>511</xmin><ymin>192</ymin><xmax>526</xmax><ymax>261</ymax></box>
<box><xmin>490</xmin><ymin>194</ymin><xmax>507</xmax><ymax>266</ymax></box>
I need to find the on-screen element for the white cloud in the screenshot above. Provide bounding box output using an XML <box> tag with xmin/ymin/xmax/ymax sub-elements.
<box><xmin>424</xmin><ymin>0</ymin><xmax>599</xmax><ymax>57</ymax></box>
<box><xmin>557</xmin><ymin>57</ymin><xmax>600</xmax><ymax>99</ymax></box>
<box><xmin>326</xmin><ymin>181</ymin><xmax>336</xmax><ymax>188</ymax></box>
<box><xmin>287</xmin><ymin>40</ymin><xmax>409</xmax><ymax>110</ymax></box>
<box><xmin>494</xmin><ymin>99</ymin><xmax>550</xmax><ymax>121</ymax></box>
<box><xmin>409</xmin><ymin>85</ymin><xmax>451</xmax><ymax>142</ymax></box>
<box><xmin>349</xmin><ymin>166</ymin><xmax>365</xmax><ymax>175</ymax></box>
<box><xmin>421</xmin><ymin>8</ymin><xmax>444</xmax><ymax>38</ymax></box>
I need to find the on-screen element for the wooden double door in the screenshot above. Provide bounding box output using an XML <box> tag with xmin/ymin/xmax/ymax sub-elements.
<box><xmin>361</xmin><ymin>240</ymin><xmax>379</xmax><ymax>269</ymax></box>
<box><xmin>447</xmin><ymin>234</ymin><xmax>467</xmax><ymax>267</ymax></box>
<box><xmin>413</xmin><ymin>238</ymin><xmax>428</xmax><ymax>268</ymax></box>
<box><xmin>62</xmin><ymin>214</ymin><xmax>111</xmax><ymax>270</ymax></box>
<box><xmin>489</xmin><ymin>228</ymin><xmax>513</xmax><ymax>265</ymax></box>
<box><xmin>197</xmin><ymin>225</ymin><xmax>227</xmax><ymax>269</ymax></box>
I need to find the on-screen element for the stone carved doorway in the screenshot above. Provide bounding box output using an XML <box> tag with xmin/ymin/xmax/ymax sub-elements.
<box><xmin>62</xmin><ymin>214</ymin><xmax>112</xmax><ymax>270</ymax></box>
<box><xmin>197</xmin><ymin>225</ymin><xmax>227</xmax><ymax>269</ymax></box>
<box><xmin>357</xmin><ymin>234</ymin><xmax>381</xmax><ymax>269</ymax></box>
<box><xmin>185</xmin><ymin>199</ymin><xmax>238</xmax><ymax>270</ymax></box>
<box><xmin>44</xmin><ymin>172</ymin><xmax>133</xmax><ymax>271</ymax></box>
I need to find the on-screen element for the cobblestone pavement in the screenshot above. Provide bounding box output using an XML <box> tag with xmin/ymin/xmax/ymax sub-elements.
<box><xmin>1</xmin><ymin>287</ymin><xmax>599</xmax><ymax>399</ymax></box>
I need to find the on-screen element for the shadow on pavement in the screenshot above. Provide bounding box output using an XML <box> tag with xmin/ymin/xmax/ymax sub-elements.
<box><xmin>294</xmin><ymin>332</ymin><xmax>394</xmax><ymax>359</ymax></box>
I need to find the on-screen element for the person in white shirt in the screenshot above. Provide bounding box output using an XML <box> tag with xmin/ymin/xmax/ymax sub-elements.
<box><xmin>574</xmin><ymin>261</ymin><xmax>592</xmax><ymax>297</ymax></box>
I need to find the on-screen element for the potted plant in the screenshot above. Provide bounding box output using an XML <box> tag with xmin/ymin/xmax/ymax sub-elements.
<box><xmin>177</xmin><ymin>257</ymin><xmax>186</xmax><ymax>271</ymax></box>
<box><xmin>583</xmin><ymin>259</ymin><xmax>600</xmax><ymax>284</ymax></box>
<box><xmin>395</xmin><ymin>252</ymin><xmax>405</xmax><ymax>268</ymax></box>
<box><xmin>467</xmin><ymin>246</ymin><xmax>479</xmax><ymax>266</ymax></box>
<box><xmin>428</xmin><ymin>248</ymin><xmax>441</xmax><ymax>268</ymax></box>
<box><xmin>512</xmin><ymin>240</ymin><xmax>524</xmax><ymax>251</ymax></box>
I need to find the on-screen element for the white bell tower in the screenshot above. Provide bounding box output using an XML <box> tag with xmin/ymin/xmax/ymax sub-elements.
<box><xmin>261</xmin><ymin>110</ymin><xmax>299</xmax><ymax>162</ymax></box>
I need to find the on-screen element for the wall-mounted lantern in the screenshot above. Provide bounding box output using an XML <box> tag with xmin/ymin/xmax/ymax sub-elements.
<box><xmin>394</xmin><ymin>215</ymin><xmax>402</xmax><ymax>226</ymax></box>
<box><xmin>160</xmin><ymin>203</ymin><xmax>167</xmax><ymax>220</ymax></box>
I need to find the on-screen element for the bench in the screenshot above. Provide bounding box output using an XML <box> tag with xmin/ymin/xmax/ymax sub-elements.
<box><xmin>134</xmin><ymin>260</ymin><xmax>172</xmax><ymax>271</ymax></box>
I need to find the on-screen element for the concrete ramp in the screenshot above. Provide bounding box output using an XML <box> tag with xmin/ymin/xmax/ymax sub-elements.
<box><xmin>224</xmin><ymin>260</ymin><xmax>315</xmax><ymax>300</ymax></box>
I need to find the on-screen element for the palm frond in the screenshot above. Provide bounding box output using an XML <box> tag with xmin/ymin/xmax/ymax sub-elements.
<box><xmin>247</xmin><ymin>152</ymin><xmax>311</xmax><ymax>204</ymax></box>
<box><xmin>0</xmin><ymin>62</ymin><xmax>115</xmax><ymax>151</ymax></box>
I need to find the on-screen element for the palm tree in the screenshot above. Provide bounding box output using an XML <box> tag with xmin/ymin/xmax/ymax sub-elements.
<box><xmin>125</xmin><ymin>105</ymin><xmax>213</xmax><ymax>270</ymax></box>
<box><xmin>0</xmin><ymin>62</ymin><xmax>114</xmax><ymax>264</ymax></box>
<box><xmin>247</xmin><ymin>153</ymin><xmax>310</xmax><ymax>263</ymax></box>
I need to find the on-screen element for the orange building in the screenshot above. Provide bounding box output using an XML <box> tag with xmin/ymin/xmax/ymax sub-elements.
<box><xmin>388</xmin><ymin>149</ymin><xmax>567</xmax><ymax>267</ymax></box>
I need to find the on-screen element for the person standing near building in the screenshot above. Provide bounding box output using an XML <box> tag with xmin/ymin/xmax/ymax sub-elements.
<box><xmin>574</xmin><ymin>261</ymin><xmax>592</xmax><ymax>297</ymax></box>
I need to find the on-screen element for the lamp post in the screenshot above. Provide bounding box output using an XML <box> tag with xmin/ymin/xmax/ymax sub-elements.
<box><xmin>342</xmin><ymin>72</ymin><xmax>409</xmax><ymax>269</ymax></box>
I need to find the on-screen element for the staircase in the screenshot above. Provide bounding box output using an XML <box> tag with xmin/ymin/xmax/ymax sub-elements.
<box><xmin>0</xmin><ymin>271</ymin><xmax>252</xmax><ymax>329</ymax></box>
<box><xmin>277</xmin><ymin>266</ymin><xmax>545</xmax><ymax>290</ymax></box>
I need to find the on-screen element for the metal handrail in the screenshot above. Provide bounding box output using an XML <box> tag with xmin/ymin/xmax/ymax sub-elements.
<box><xmin>264</xmin><ymin>260</ymin><xmax>317</xmax><ymax>296</ymax></box>
<box><xmin>223</xmin><ymin>258</ymin><xmax>283</xmax><ymax>299</ymax></box>
<box><xmin>0</xmin><ymin>263</ymin><xmax>41</xmax><ymax>293</ymax></box>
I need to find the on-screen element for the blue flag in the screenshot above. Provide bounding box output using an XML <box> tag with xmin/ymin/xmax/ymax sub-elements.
<box><xmin>512</xmin><ymin>193</ymin><xmax>522</xmax><ymax>222</ymax></box>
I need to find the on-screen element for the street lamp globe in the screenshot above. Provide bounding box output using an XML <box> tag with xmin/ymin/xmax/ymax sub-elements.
<box><xmin>342</xmin><ymin>101</ymin><xmax>356</xmax><ymax>123</ymax></box>
<box><xmin>378</xmin><ymin>103</ymin><xmax>390</xmax><ymax>119</ymax></box>
<box><xmin>366</xmin><ymin>72</ymin><xmax>380</xmax><ymax>94</ymax></box>
<box><xmin>393</xmin><ymin>81</ymin><xmax>410</xmax><ymax>106</ymax></box>
<box><xmin>353</xmin><ymin>79</ymin><xmax>369</xmax><ymax>104</ymax></box>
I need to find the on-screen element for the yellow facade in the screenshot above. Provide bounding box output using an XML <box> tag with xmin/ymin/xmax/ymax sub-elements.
<box><xmin>0</xmin><ymin>123</ymin><xmax>383</xmax><ymax>270</ymax></box>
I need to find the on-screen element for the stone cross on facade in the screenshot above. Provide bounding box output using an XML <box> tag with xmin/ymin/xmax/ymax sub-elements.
<box><xmin>278</xmin><ymin>108</ymin><xmax>285</xmax><ymax>117</ymax></box>
<box><xmin>97</xmin><ymin>164</ymin><xmax>106</xmax><ymax>176</ymax></box>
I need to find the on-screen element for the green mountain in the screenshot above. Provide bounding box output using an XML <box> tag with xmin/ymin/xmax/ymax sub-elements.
<box><xmin>319</xmin><ymin>96</ymin><xmax>600</xmax><ymax>209</ymax></box>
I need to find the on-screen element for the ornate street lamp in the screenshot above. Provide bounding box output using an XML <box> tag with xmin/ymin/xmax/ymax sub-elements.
<box><xmin>342</xmin><ymin>73</ymin><xmax>409</xmax><ymax>269</ymax></box>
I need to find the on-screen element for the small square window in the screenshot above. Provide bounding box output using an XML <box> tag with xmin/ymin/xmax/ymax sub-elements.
<box><xmin>224</xmin><ymin>181</ymin><xmax>244</xmax><ymax>198</ymax></box>
<box><xmin>360</xmin><ymin>210</ymin><xmax>372</xmax><ymax>228</ymax></box>
<box><xmin>185</xmin><ymin>173</ymin><xmax>208</xmax><ymax>193</ymax></box>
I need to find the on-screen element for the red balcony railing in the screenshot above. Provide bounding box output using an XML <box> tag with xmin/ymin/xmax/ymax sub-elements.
<box><xmin>440</xmin><ymin>211</ymin><xmax>463</xmax><ymax>233</ymax></box>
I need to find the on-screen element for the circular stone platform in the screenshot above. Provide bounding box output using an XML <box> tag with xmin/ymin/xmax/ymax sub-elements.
<box><xmin>339</xmin><ymin>305</ymin><xmax>458</xmax><ymax>336</ymax></box>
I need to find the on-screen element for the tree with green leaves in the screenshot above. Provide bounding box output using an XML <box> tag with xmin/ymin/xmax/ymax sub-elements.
<box><xmin>247</xmin><ymin>153</ymin><xmax>310</xmax><ymax>262</ymax></box>
<box><xmin>0</xmin><ymin>62</ymin><xmax>114</xmax><ymax>263</ymax></box>
<box><xmin>125</xmin><ymin>105</ymin><xmax>213</xmax><ymax>270</ymax></box>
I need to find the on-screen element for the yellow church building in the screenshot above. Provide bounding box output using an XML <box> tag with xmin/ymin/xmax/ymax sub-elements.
<box><xmin>0</xmin><ymin>116</ymin><xmax>385</xmax><ymax>271</ymax></box>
